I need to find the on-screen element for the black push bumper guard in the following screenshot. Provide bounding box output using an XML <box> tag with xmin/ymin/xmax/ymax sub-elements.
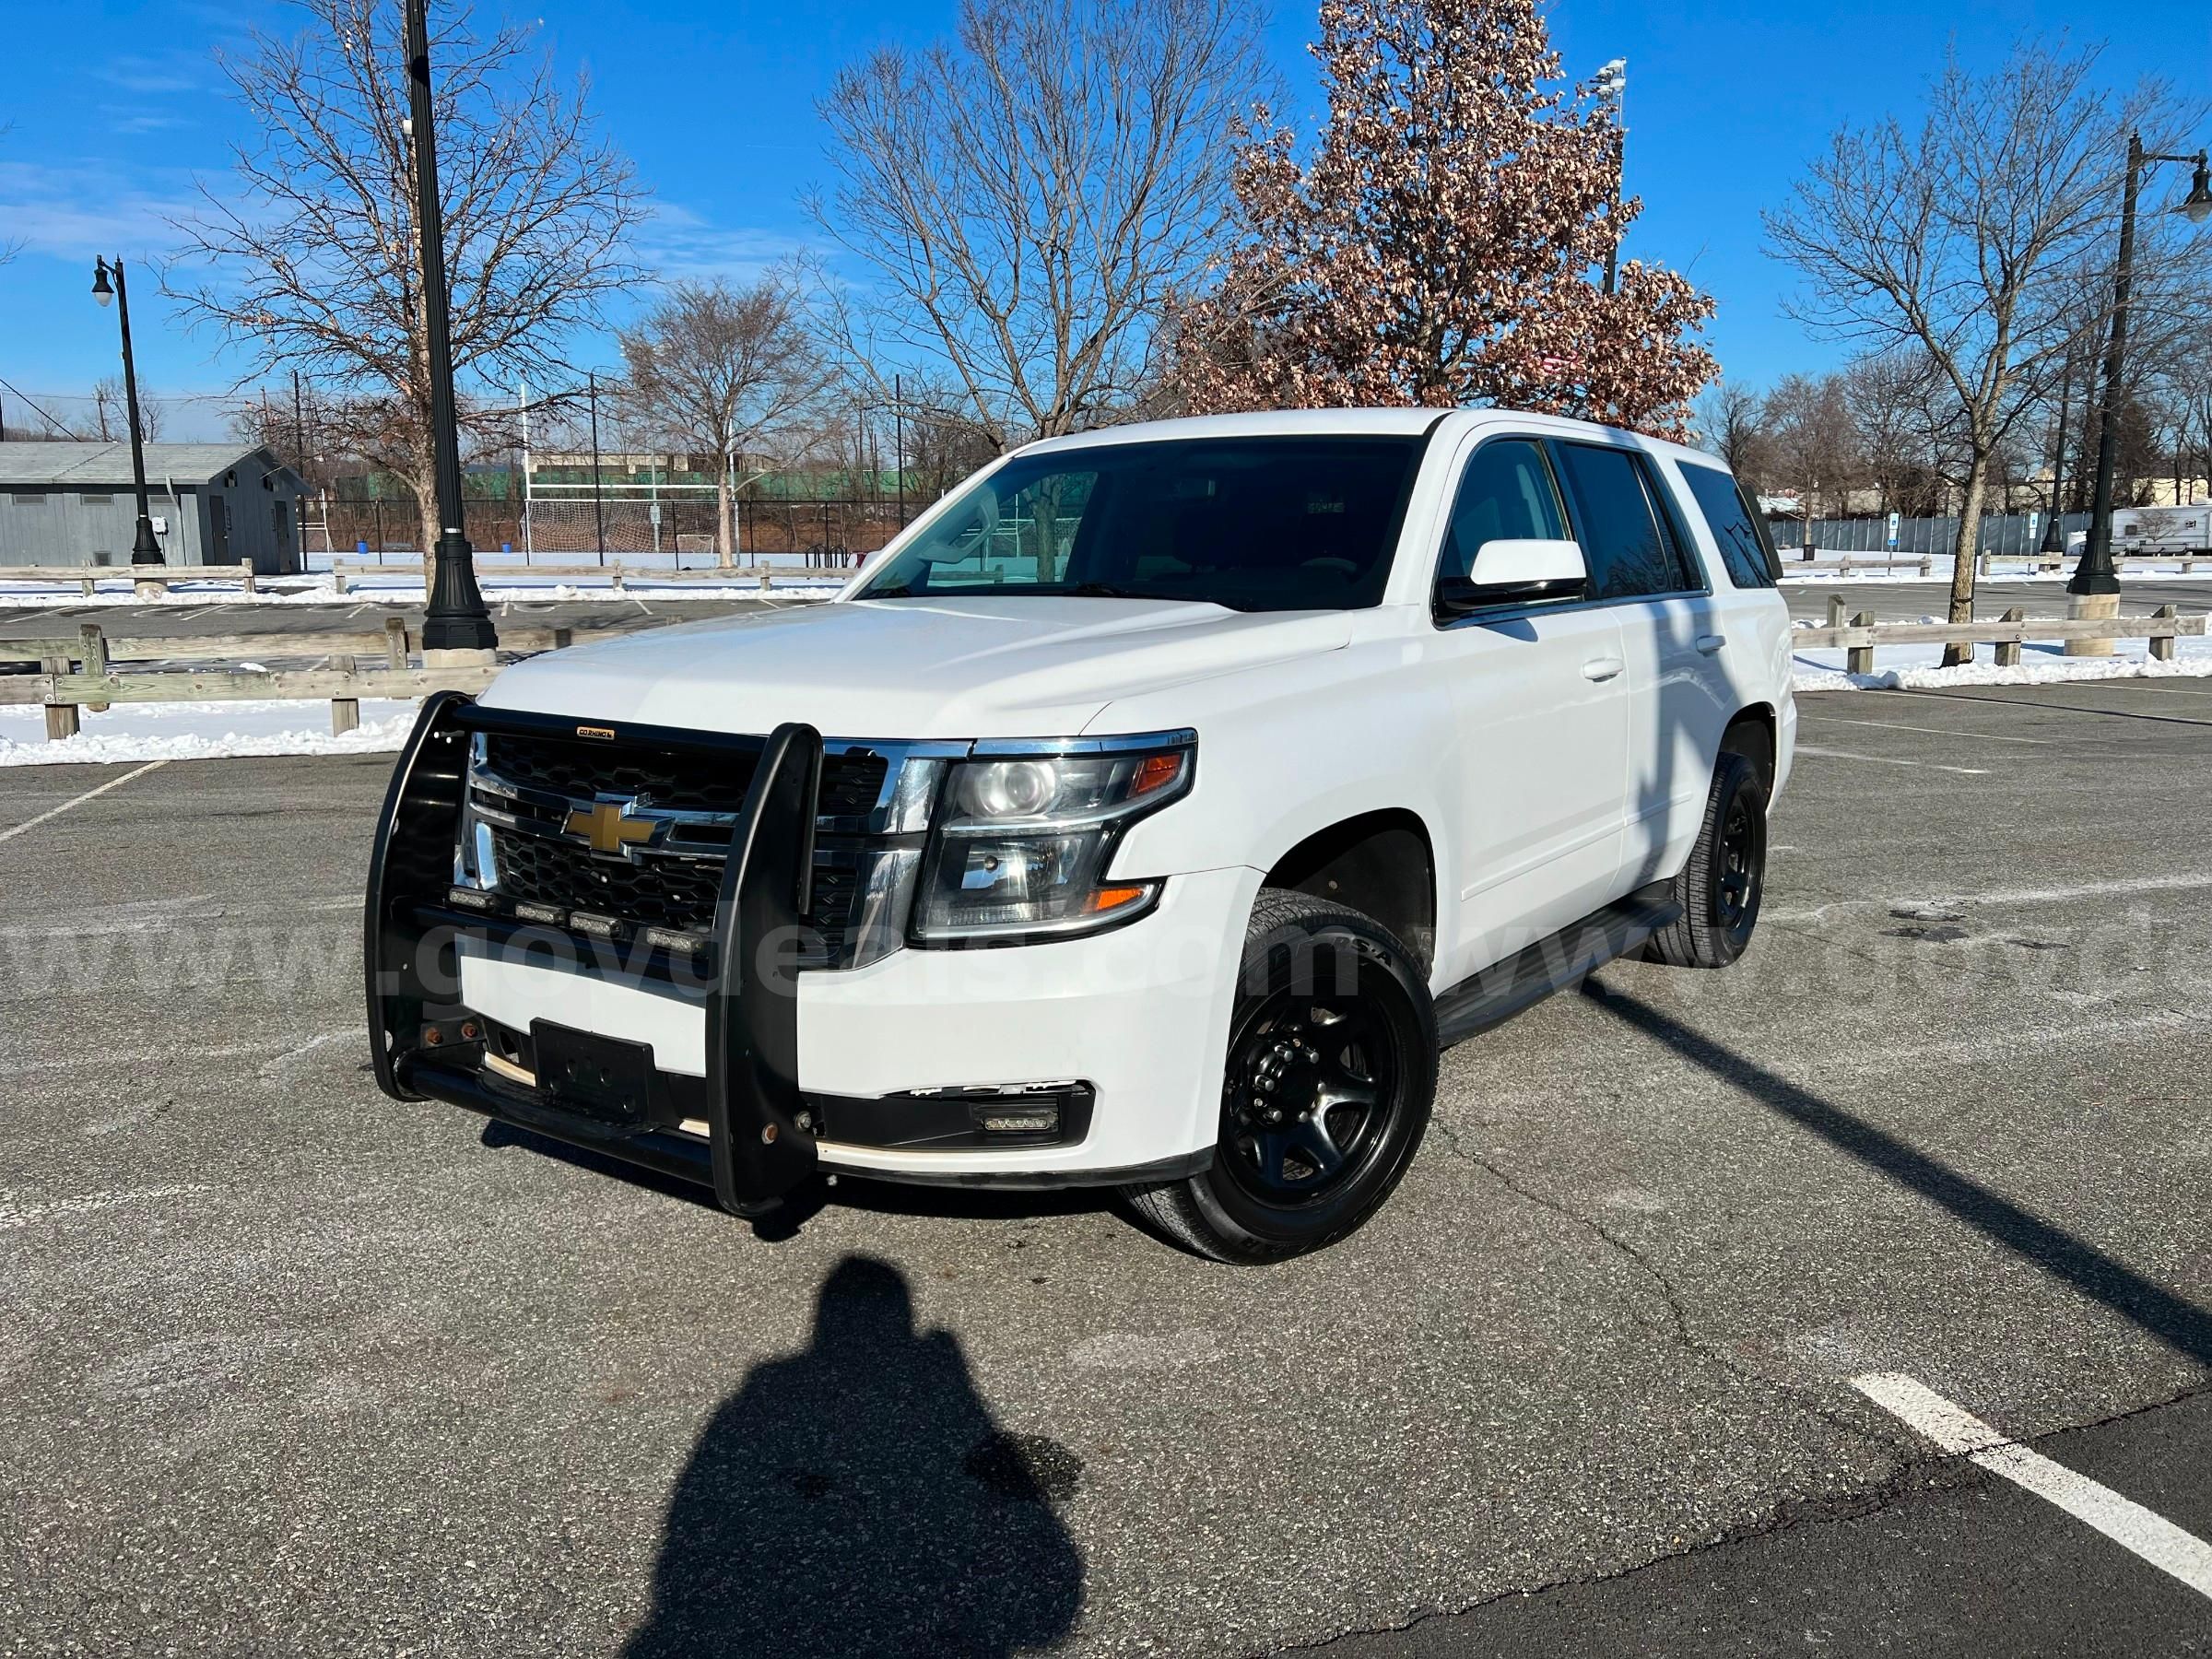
<box><xmin>366</xmin><ymin>693</ymin><xmax>825</xmax><ymax>1213</ymax></box>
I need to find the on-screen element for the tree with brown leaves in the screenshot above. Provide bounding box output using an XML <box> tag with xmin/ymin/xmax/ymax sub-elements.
<box><xmin>1174</xmin><ymin>0</ymin><xmax>1717</xmax><ymax>435</ymax></box>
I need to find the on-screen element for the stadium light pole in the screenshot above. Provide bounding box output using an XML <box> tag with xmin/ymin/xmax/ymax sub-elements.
<box><xmin>404</xmin><ymin>0</ymin><xmax>496</xmax><ymax>656</ymax></box>
<box><xmin>88</xmin><ymin>257</ymin><xmax>164</xmax><ymax>565</ymax></box>
<box><xmin>1594</xmin><ymin>58</ymin><xmax>1627</xmax><ymax>297</ymax></box>
<box><xmin>2070</xmin><ymin>136</ymin><xmax>2212</xmax><ymax>619</ymax></box>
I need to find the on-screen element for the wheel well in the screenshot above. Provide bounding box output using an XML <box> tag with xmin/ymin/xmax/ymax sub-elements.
<box><xmin>1262</xmin><ymin>810</ymin><xmax>1436</xmax><ymax>971</ymax></box>
<box><xmin>1724</xmin><ymin>704</ymin><xmax>1777</xmax><ymax>787</ymax></box>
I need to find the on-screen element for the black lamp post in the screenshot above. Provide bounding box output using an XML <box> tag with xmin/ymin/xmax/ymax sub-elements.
<box><xmin>2071</xmin><ymin>135</ymin><xmax>2212</xmax><ymax>598</ymax></box>
<box><xmin>89</xmin><ymin>257</ymin><xmax>164</xmax><ymax>566</ymax></box>
<box><xmin>404</xmin><ymin>0</ymin><xmax>495</xmax><ymax>653</ymax></box>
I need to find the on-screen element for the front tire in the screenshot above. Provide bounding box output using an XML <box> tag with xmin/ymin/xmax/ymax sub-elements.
<box><xmin>1122</xmin><ymin>890</ymin><xmax>1436</xmax><ymax>1264</ymax></box>
<box><xmin>1647</xmin><ymin>749</ymin><xmax>1768</xmax><ymax>970</ymax></box>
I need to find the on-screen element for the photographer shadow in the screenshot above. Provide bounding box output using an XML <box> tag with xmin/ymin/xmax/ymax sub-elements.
<box><xmin>625</xmin><ymin>1255</ymin><xmax>1086</xmax><ymax>1656</ymax></box>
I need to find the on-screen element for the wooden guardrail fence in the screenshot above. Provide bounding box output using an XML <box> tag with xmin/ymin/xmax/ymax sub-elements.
<box><xmin>1798</xmin><ymin>599</ymin><xmax>2204</xmax><ymax>674</ymax></box>
<box><xmin>0</xmin><ymin>563</ymin><xmax>262</xmax><ymax>597</ymax></box>
<box><xmin>327</xmin><ymin>559</ymin><xmax>809</xmax><ymax>594</ymax></box>
<box><xmin>0</xmin><ymin>618</ymin><xmax>580</xmax><ymax>740</ymax></box>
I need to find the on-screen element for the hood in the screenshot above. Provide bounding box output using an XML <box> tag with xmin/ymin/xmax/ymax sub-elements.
<box><xmin>477</xmin><ymin>595</ymin><xmax>1352</xmax><ymax>738</ymax></box>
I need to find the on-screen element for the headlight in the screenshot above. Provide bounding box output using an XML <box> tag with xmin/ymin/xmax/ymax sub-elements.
<box><xmin>912</xmin><ymin>735</ymin><xmax>1194</xmax><ymax>943</ymax></box>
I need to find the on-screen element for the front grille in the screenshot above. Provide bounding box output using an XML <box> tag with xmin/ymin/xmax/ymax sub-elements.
<box><xmin>481</xmin><ymin>733</ymin><xmax>887</xmax><ymax>820</ymax></box>
<box><xmin>490</xmin><ymin>830</ymin><xmax>725</xmax><ymax>930</ymax></box>
<box><xmin>488</xmin><ymin>829</ymin><xmax>860</xmax><ymax>953</ymax></box>
<box><xmin>468</xmin><ymin>730</ymin><xmax>889</xmax><ymax>961</ymax></box>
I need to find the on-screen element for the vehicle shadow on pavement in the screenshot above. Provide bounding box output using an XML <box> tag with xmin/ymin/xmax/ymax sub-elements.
<box><xmin>1586</xmin><ymin>983</ymin><xmax>2212</xmax><ymax>1368</ymax></box>
<box><xmin>624</xmin><ymin>1255</ymin><xmax>1086</xmax><ymax>1657</ymax></box>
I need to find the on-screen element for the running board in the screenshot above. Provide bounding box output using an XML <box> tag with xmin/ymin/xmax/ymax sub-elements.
<box><xmin>1433</xmin><ymin>882</ymin><xmax>1682</xmax><ymax>1048</ymax></box>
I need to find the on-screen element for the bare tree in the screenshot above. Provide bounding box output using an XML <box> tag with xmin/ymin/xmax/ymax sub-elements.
<box><xmin>166</xmin><ymin>0</ymin><xmax>647</xmax><ymax>572</ymax></box>
<box><xmin>1767</xmin><ymin>41</ymin><xmax>2172</xmax><ymax>659</ymax></box>
<box><xmin>812</xmin><ymin>0</ymin><xmax>1269</xmax><ymax>448</ymax></box>
<box><xmin>88</xmin><ymin>376</ymin><xmax>163</xmax><ymax>443</ymax></box>
<box><xmin>1761</xmin><ymin>373</ymin><xmax>1861</xmax><ymax>528</ymax></box>
<box><xmin>617</xmin><ymin>274</ymin><xmax>829</xmax><ymax>564</ymax></box>
<box><xmin>1841</xmin><ymin>352</ymin><xmax>1957</xmax><ymax>515</ymax></box>
<box><xmin>1696</xmin><ymin>380</ymin><xmax>1771</xmax><ymax>488</ymax></box>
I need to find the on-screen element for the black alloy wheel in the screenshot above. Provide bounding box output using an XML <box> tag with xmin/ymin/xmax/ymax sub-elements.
<box><xmin>1121</xmin><ymin>889</ymin><xmax>1437</xmax><ymax>1264</ymax></box>
<box><xmin>1220</xmin><ymin>994</ymin><xmax>1397</xmax><ymax>1205</ymax></box>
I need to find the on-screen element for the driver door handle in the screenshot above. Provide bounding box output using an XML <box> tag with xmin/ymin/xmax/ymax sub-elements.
<box><xmin>1695</xmin><ymin>632</ymin><xmax>1726</xmax><ymax>654</ymax></box>
<box><xmin>1581</xmin><ymin>655</ymin><xmax>1624</xmax><ymax>682</ymax></box>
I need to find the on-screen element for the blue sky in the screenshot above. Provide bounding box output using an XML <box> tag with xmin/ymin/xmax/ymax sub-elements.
<box><xmin>2</xmin><ymin>0</ymin><xmax>2202</xmax><ymax>438</ymax></box>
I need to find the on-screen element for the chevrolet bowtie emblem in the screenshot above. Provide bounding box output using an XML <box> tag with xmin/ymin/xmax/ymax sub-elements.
<box><xmin>563</xmin><ymin>799</ymin><xmax>659</xmax><ymax>855</ymax></box>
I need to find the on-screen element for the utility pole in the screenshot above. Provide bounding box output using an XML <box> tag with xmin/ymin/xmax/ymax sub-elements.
<box><xmin>404</xmin><ymin>0</ymin><xmax>497</xmax><ymax>656</ymax></box>
<box><xmin>518</xmin><ymin>376</ymin><xmax>535</xmax><ymax>560</ymax></box>
<box><xmin>588</xmin><ymin>368</ymin><xmax>606</xmax><ymax>565</ymax></box>
<box><xmin>894</xmin><ymin>371</ymin><xmax>907</xmax><ymax>530</ymax></box>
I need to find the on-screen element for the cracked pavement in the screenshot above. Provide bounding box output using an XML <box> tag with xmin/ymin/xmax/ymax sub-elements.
<box><xmin>1</xmin><ymin>675</ymin><xmax>2208</xmax><ymax>1654</ymax></box>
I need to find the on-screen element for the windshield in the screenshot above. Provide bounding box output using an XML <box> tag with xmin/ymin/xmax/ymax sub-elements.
<box><xmin>853</xmin><ymin>434</ymin><xmax>1428</xmax><ymax>612</ymax></box>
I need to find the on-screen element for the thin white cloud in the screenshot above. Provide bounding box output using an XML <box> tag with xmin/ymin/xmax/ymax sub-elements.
<box><xmin>0</xmin><ymin>160</ymin><xmax>198</xmax><ymax>261</ymax></box>
<box><xmin>94</xmin><ymin>50</ymin><xmax>211</xmax><ymax>96</ymax></box>
<box><xmin>635</xmin><ymin>204</ymin><xmax>817</xmax><ymax>284</ymax></box>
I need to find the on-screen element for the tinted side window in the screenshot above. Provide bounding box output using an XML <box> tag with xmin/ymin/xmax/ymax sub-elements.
<box><xmin>1551</xmin><ymin>442</ymin><xmax>1691</xmax><ymax>600</ymax></box>
<box><xmin>1679</xmin><ymin>462</ymin><xmax>1780</xmax><ymax>588</ymax></box>
<box><xmin>1437</xmin><ymin>440</ymin><xmax>1568</xmax><ymax>582</ymax></box>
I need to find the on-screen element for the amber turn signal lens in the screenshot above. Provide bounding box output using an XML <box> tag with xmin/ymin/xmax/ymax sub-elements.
<box><xmin>1130</xmin><ymin>753</ymin><xmax>1184</xmax><ymax>796</ymax></box>
<box><xmin>1087</xmin><ymin>885</ymin><xmax>1149</xmax><ymax>913</ymax></box>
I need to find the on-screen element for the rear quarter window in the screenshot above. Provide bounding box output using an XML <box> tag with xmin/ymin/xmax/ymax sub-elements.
<box><xmin>1678</xmin><ymin>462</ymin><xmax>1781</xmax><ymax>589</ymax></box>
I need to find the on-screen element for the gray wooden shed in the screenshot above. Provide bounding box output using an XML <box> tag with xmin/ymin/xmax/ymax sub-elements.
<box><xmin>0</xmin><ymin>442</ymin><xmax>308</xmax><ymax>573</ymax></box>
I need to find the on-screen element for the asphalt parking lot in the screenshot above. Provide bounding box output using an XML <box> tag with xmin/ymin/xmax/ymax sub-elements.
<box><xmin>2</xmin><ymin>678</ymin><xmax>2209</xmax><ymax>1654</ymax></box>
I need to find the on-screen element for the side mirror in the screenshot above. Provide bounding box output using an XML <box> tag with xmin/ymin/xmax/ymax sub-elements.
<box><xmin>1438</xmin><ymin>537</ymin><xmax>1588</xmax><ymax>614</ymax></box>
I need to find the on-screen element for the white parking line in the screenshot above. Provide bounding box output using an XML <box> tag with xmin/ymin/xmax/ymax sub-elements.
<box><xmin>1853</xmin><ymin>1373</ymin><xmax>2212</xmax><ymax>1600</ymax></box>
<box><xmin>0</xmin><ymin>759</ymin><xmax>168</xmax><ymax>844</ymax></box>
<box><xmin>1798</xmin><ymin>712</ymin><xmax>2053</xmax><ymax>745</ymax></box>
<box><xmin>1795</xmin><ymin>744</ymin><xmax>1990</xmax><ymax>776</ymax></box>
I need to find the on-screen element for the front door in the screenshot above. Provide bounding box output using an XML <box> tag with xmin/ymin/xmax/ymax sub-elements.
<box><xmin>1431</xmin><ymin>435</ymin><xmax>1631</xmax><ymax>978</ymax></box>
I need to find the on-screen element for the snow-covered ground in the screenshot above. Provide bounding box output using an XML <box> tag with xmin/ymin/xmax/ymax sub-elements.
<box><xmin>1791</xmin><ymin>636</ymin><xmax>2212</xmax><ymax>691</ymax></box>
<box><xmin>6</xmin><ymin>638</ymin><xmax>2206</xmax><ymax>766</ymax></box>
<box><xmin>0</xmin><ymin>700</ymin><xmax>421</xmax><ymax>766</ymax></box>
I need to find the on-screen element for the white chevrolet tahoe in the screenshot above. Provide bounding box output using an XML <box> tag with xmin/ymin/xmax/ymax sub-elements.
<box><xmin>366</xmin><ymin>409</ymin><xmax>1796</xmax><ymax>1262</ymax></box>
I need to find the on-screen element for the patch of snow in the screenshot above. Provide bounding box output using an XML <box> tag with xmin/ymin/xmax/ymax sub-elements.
<box><xmin>1794</xmin><ymin>634</ymin><xmax>2212</xmax><ymax>693</ymax></box>
<box><xmin>0</xmin><ymin>699</ymin><xmax>421</xmax><ymax>766</ymax></box>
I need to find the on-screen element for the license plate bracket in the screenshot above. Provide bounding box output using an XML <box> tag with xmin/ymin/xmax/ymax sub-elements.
<box><xmin>531</xmin><ymin>1020</ymin><xmax>655</xmax><ymax>1125</ymax></box>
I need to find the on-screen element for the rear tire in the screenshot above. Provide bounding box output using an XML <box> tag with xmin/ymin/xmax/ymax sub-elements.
<box><xmin>1647</xmin><ymin>749</ymin><xmax>1768</xmax><ymax>970</ymax></box>
<box><xmin>1121</xmin><ymin>889</ymin><xmax>1436</xmax><ymax>1264</ymax></box>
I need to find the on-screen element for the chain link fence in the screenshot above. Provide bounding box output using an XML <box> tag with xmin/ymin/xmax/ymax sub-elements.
<box><xmin>306</xmin><ymin>496</ymin><xmax>922</xmax><ymax>565</ymax></box>
<box><xmin>1774</xmin><ymin>512</ymin><xmax>2094</xmax><ymax>558</ymax></box>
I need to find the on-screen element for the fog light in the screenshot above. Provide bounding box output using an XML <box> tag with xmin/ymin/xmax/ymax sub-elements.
<box><xmin>976</xmin><ymin>1105</ymin><xmax>1059</xmax><ymax>1136</ymax></box>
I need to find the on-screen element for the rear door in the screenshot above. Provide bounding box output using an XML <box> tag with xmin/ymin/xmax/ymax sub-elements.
<box><xmin>1430</xmin><ymin>434</ymin><xmax>1630</xmax><ymax>974</ymax></box>
<box><xmin>1547</xmin><ymin>440</ymin><xmax>1736</xmax><ymax>889</ymax></box>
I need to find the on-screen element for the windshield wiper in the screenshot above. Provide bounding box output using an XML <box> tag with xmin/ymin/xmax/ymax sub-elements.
<box><xmin>1066</xmin><ymin>581</ymin><xmax>1152</xmax><ymax>599</ymax></box>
